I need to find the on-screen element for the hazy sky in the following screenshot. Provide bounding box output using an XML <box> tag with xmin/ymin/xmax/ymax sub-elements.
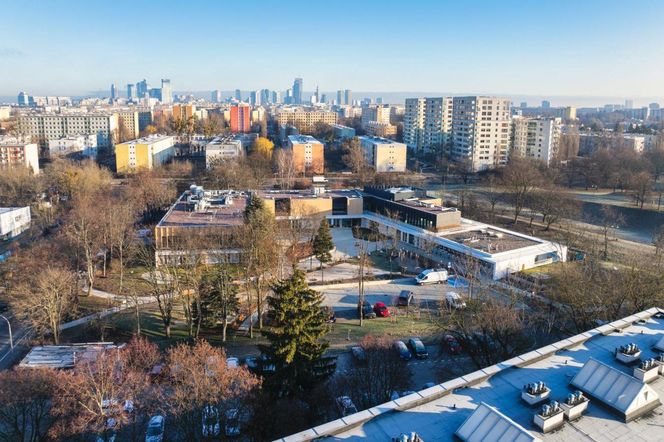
<box><xmin>2</xmin><ymin>0</ymin><xmax>663</xmax><ymax>103</ymax></box>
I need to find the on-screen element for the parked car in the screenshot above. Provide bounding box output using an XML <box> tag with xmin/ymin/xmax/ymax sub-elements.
<box><xmin>225</xmin><ymin>408</ymin><xmax>241</xmax><ymax>437</ymax></box>
<box><xmin>359</xmin><ymin>300</ymin><xmax>376</xmax><ymax>319</ymax></box>
<box><xmin>397</xmin><ymin>290</ymin><xmax>414</xmax><ymax>307</ymax></box>
<box><xmin>373</xmin><ymin>301</ymin><xmax>390</xmax><ymax>317</ymax></box>
<box><xmin>202</xmin><ymin>405</ymin><xmax>220</xmax><ymax>437</ymax></box>
<box><xmin>421</xmin><ymin>382</ymin><xmax>436</xmax><ymax>390</ymax></box>
<box><xmin>445</xmin><ymin>292</ymin><xmax>467</xmax><ymax>309</ymax></box>
<box><xmin>394</xmin><ymin>340</ymin><xmax>412</xmax><ymax>360</ymax></box>
<box><xmin>226</xmin><ymin>357</ymin><xmax>240</xmax><ymax>368</ymax></box>
<box><xmin>145</xmin><ymin>415</ymin><xmax>165</xmax><ymax>442</ymax></box>
<box><xmin>415</xmin><ymin>269</ymin><xmax>448</xmax><ymax>285</ymax></box>
<box><xmin>444</xmin><ymin>334</ymin><xmax>462</xmax><ymax>355</ymax></box>
<box><xmin>336</xmin><ymin>396</ymin><xmax>358</xmax><ymax>417</ymax></box>
<box><xmin>407</xmin><ymin>338</ymin><xmax>429</xmax><ymax>359</ymax></box>
<box><xmin>351</xmin><ymin>346</ymin><xmax>366</xmax><ymax>362</ymax></box>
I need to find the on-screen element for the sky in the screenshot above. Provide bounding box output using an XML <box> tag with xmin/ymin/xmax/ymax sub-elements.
<box><xmin>1</xmin><ymin>0</ymin><xmax>664</xmax><ymax>105</ymax></box>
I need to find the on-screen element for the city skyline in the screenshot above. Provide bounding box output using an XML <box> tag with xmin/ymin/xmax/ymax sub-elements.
<box><xmin>2</xmin><ymin>0</ymin><xmax>664</xmax><ymax>100</ymax></box>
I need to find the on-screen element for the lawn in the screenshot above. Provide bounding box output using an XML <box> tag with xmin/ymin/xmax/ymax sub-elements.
<box><xmin>92</xmin><ymin>264</ymin><xmax>153</xmax><ymax>295</ymax></box>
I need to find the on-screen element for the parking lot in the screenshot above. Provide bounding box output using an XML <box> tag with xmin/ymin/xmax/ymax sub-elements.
<box><xmin>319</xmin><ymin>278</ymin><xmax>465</xmax><ymax>317</ymax></box>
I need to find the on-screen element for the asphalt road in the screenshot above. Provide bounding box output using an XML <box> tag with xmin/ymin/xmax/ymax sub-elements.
<box><xmin>320</xmin><ymin>279</ymin><xmax>463</xmax><ymax>314</ymax></box>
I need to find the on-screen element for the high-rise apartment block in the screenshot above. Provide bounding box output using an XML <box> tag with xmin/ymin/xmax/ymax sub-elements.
<box><xmin>0</xmin><ymin>141</ymin><xmax>40</xmax><ymax>174</ymax></box>
<box><xmin>230</xmin><ymin>103</ymin><xmax>251</xmax><ymax>133</ymax></box>
<box><xmin>361</xmin><ymin>104</ymin><xmax>391</xmax><ymax>126</ymax></box>
<box><xmin>451</xmin><ymin>96</ymin><xmax>511</xmax><ymax>171</ymax></box>
<box><xmin>403</xmin><ymin>97</ymin><xmax>453</xmax><ymax>151</ymax></box>
<box><xmin>287</xmin><ymin>135</ymin><xmax>324</xmax><ymax>174</ymax></box>
<box><xmin>344</xmin><ymin>89</ymin><xmax>352</xmax><ymax>106</ymax></box>
<box><xmin>511</xmin><ymin>116</ymin><xmax>561</xmax><ymax>166</ymax></box>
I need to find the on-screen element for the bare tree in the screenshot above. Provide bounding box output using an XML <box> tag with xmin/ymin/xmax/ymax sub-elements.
<box><xmin>500</xmin><ymin>156</ymin><xmax>543</xmax><ymax>223</ymax></box>
<box><xmin>12</xmin><ymin>267</ymin><xmax>77</xmax><ymax>344</ymax></box>
<box><xmin>139</xmin><ymin>245</ymin><xmax>180</xmax><ymax>338</ymax></box>
<box><xmin>166</xmin><ymin>340</ymin><xmax>260</xmax><ymax>441</ymax></box>
<box><xmin>274</xmin><ymin>148</ymin><xmax>296</xmax><ymax>190</ymax></box>
<box><xmin>0</xmin><ymin>368</ymin><xmax>56</xmax><ymax>442</ymax></box>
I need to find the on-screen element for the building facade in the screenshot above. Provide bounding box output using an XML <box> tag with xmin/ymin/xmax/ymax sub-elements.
<box><xmin>287</xmin><ymin>135</ymin><xmax>324</xmax><ymax>174</ymax></box>
<box><xmin>230</xmin><ymin>104</ymin><xmax>251</xmax><ymax>133</ymax></box>
<box><xmin>511</xmin><ymin>117</ymin><xmax>561</xmax><ymax>165</ymax></box>
<box><xmin>403</xmin><ymin>97</ymin><xmax>453</xmax><ymax>151</ymax></box>
<box><xmin>0</xmin><ymin>142</ymin><xmax>39</xmax><ymax>174</ymax></box>
<box><xmin>17</xmin><ymin>113</ymin><xmax>119</xmax><ymax>151</ymax></box>
<box><xmin>359</xmin><ymin>136</ymin><xmax>407</xmax><ymax>172</ymax></box>
<box><xmin>115</xmin><ymin>135</ymin><xmax>175</xmax><ymax>174</ymax></box>
<box><xmin>275</xmin><ymin>108</ymin><xmax>338</xmax><ymax>133</ymax></box>
<box><xmin>205</xmin><ymin>135</ymin><xmax>244</xmax><ymax>168</ymax></box>
<box><xmin>48</xmin><ymin>134</ymin><xmax>98</xmax><ymax>159</ymax></box>
<box><xmin>451</xmin><ymin>96</ymin><xmax>511</xmax><ymax>171</ymax></box>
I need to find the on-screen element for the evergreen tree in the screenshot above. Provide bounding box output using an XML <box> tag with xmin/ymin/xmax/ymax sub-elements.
<box><xmin>196</xmin><ymin>267</ymin><xmax>239</xmax><ymax>342</ymax></box>
<box><xmin>261</xmin><ymin>270</ymin><xmax>331</xmax><ymax>396</ymax></box>
<box><xmin>312</xmin><ymin>219</ymin><xmax>334</xmax><ymax>281</ymax></box>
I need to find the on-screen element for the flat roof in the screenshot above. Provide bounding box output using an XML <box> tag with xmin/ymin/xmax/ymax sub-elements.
<box><xmin>359</xmin><ymin>136</ymin><xmax>404</xmax><ymax>145</ymax></box>
<box><xmin>259</xmin><ymin>189</ymin><xmax>363</xmax><ymax>200</ymax></box>
<box><xmin>288</xmin><ymin>135</ymin><xmax>322</xmax><ymax>144</ymax></box>
<box><xmin>121</xmin><ymin>135</ymin><xmax>173</xmax><ymax>145</ymax></box>
<box><xmin>20</xmin><ymin>343</ymin><xmax>121</xmax><ymax>369</ymax></box>
<box><xmin>157</xmin><ymin>190</ymin><xmax>248</xmax><ymax>228</ymax></box>
<box><xmin>281</xmin><ymin>308</ymin><xmax>664</xmax><ymax>442</ymax></box>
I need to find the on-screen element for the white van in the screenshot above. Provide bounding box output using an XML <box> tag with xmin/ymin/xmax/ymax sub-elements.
<box><xmin>445</xmin><ymin>292</ymin><xmax>467</xmax><ymax>309</ymax></box>
<box><xmin>415</xmin><ymin>269</ymin><xmax>448</xmax><ymax>285</ymax></box>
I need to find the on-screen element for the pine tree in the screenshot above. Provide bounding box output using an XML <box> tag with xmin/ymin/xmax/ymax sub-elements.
<box><xmin>196</xmin><ymin>267</ymin><xmax>239</xmax><ymax>342</ymax></box>
<box><xmin>312</xmin><ymin>219</ymin><xmax>334</xmax><ymax>281</ymax></box>
<box><xmin>260</xmin><ymin>270</ymin><xmax>331</xmax><ymax>396</ymax></box>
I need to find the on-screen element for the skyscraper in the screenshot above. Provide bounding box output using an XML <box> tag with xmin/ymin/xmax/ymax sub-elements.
<box><xmin>336</xmin><ymin>90</ymin><xmax>343</xmax><ymax>105</ymax></box>
<box><xmin>161</xmin><ymin>79</ymin><xmax>172</xmax><ymax>104</ymax></box>
<box><xmin>293</xmin><ymin>77</ymin><xmax>303</xmax><ymax>104</ymax></box>
<box><xmin>127</xmin><ymin>84</ymin><xmax>136</xmax><ymax>101</ymax></box>
<box><xmin>212</xmin><ymin>90</ymin><xmax>221</xmax><ymax>103</ymax></box>
<box><xmin>625</xmin><ymin>99</ymin><xmax>634</xmax><ymax>109</ymax></box>
<box><xmin>541</xmin><ymin>100</ymin><xmax>551</xmax><ymax>109</ymax></box>
<box><xmin>230</xmin><ymin>103</ymin><xmax>251</xmax><ymax>133</ymax></box>
<box><xmin>344</xmin><ymin>89</ymin><xmax>352</xmax><ymax>106</ymax></box>
<box><xmin>18</xmin><ymin>91</ymin><xmax>29</xmax><ymax>106</ymax></box>
<box><xmin>136</xmin><ymin>79</ymin><xmax>148</xmax><ymax>98</ymax></box>
<box><xmin>234</xmin><ymin>89</ymin><xmax>242</xmax><ymax>101</ymax></box>
<box><xmin>110</xmin><ymin>84</ymin><xmax>116</xmax><ymax>100</ymax></box>
<box><xmin>272</xmin><ymin>90</ymin><xmax>281</xmax><ymax>104</ymax></box>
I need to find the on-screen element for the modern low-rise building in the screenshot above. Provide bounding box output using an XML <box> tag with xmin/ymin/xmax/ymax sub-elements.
<box><xmin>0</xmin><ymin>141</ymin><xmax>39</xmax><ymax>173</ymax></box>
<box><xmin>282</xmin><ymin>307</ymin><xmax>664</xmax><ymax>442</ymax></box>
<box><xmin>48</xmin><ymin>134</ymin><xmax>98</xmax><ymax>159</ymax></box>
<box><xmin>115</xmin><ymin>135</ymin><xmax>175</xmax><ymax>174</ymax></box>
<box><xmin>287</xmin><ymin>135</ymin><xmax>324</xmax><ymax>174</ymax></box>
<box><xmin>358</xmin><ymin>136</ymin><xmax>407</xmax><ymax>172</ymax></box>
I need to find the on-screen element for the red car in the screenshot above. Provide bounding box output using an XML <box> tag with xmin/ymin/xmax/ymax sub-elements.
<box><xmin>373</xmin><ymin>302</ymin><xmax>390</xmax><ymax>317</ymax></box>
<box><xmin>445</xmin><ymin>334</ymin><xmax>462</xmax><ymax>355</ymax></box>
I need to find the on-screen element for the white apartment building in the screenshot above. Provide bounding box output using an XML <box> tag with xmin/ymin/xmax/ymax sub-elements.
<box><xmin>205</xmin><ymin>136</ymin><xmax>244</xmax><ymax>168</ymax></box>
<box><xmin>403</xmin><ymin>97</ymin><xmax>453</xmax><ymax>151</ymax></box>
<box><xmin>452</xmin><ymin>96</ymin><xmax>512</xmax><ymax>171</ymax></box>
<box><xmin>0</xmin><ymin>207</ymin><xmax>31</xmax><ymax>243</ymax></box>
<box><xmin>361</xmin><ymin>104</ymin><xmax>391</xmax><ymax>127</ymax></box>
<box><xmin>358</xmin><ymin>136</ymin><xmax>407</xmax><ymax>172</ymax></box>
<box><xmin>18</xmin><ymin>113</ymin><xmax>119</xmax><ymax>150</ymax></box>
<box><xmin>0</xmin><ymin>141</ymin><xmax>40</xmax><ymax>174</ymax></box>
<box><xmin>623</xmin><ymin>134</ymin><xmax>646</xmax><ymax>152</ymax></box>
<box><xmin>48</xmin><ymin>134</ymin><xmax>98</xmax><ymax>159</ymax></box>
<box><xmin>511</xmin><ymin>117</ymin><xmax>561</xmax><ymax>165</ymax></box>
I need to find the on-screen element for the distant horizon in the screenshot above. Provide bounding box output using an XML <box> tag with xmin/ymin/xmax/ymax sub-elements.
<box><xmin>2</xmin><ymin>0</ymin><xmax>664</xmax><ymax>101</ymax></box>
<box><xmin>2</xmin><ymin>90</ymin><xmax>662</xmax><ymax>109</ymax></box>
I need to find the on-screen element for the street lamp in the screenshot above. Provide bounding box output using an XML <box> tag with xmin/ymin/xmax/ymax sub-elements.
<box><xmin>0</xmin><ymin>315</ymin><xmax>12</xmax><ymax>349</ymax></box>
